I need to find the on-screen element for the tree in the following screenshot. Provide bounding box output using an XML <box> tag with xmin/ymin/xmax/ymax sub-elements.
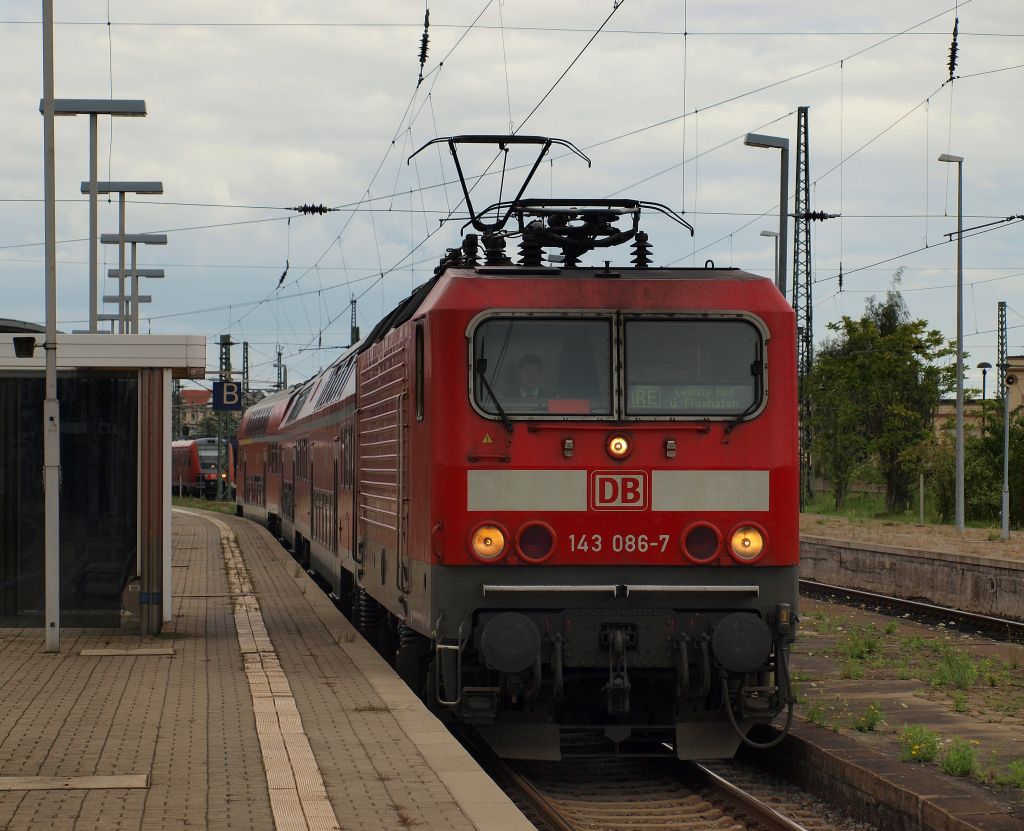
<box><xmin>805</xmin><ymin>346</ymin><xmax>870</xmax><ymax>510</ymax></box>
<box><xmin>927</xmin><ymin>402</ymin><xmax>1024</xmax><ymax>526</ymax></box>
<box><xmin>807</xmin><ymin>272</ymin><xmax>956</xmax><ymax>512</ymax></box>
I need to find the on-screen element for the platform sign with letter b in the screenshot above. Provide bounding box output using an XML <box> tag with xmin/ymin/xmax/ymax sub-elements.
<box><xmin>212</xmin><ymin>381</ymin><xmax>242</xmax><ymax>411</ymax></box>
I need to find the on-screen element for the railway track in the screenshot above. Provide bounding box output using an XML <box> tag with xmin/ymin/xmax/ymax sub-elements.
<box><xmin>495</xmin><ymin>754</ymin><xmax>866</xmax><ymax>831</ymax></box>
<box><xmin>799</xmin><ymin>578</ymin><xmax>1024</xmax><ymax>638</ymax></box>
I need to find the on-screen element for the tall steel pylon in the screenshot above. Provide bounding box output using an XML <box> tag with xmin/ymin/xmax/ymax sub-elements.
<box><xmin>998</xmin><ymin>301</ymin><xmax>1007</xmax><ymax>396</ymax></box>
<box><xmin>793</xmin><ymin>106</ymin><xmax>814</xmax><ymax>507</ymax></box>
<box><xmin>217</xmin><ymin>334</ymin><xmax>233</xmax><ymax>500</ymax></box>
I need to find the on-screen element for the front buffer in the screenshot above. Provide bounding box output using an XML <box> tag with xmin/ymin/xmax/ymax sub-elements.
<box><xmin>429</xmin><ymin>563</ymin><xmax>798</xmax><ymax>760</ymax></box>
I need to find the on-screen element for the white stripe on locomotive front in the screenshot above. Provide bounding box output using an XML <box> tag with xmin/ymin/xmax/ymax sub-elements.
<box><xmin>467</xmin><ymin>469</ymin><xmax>769</xmax><ymax>512</ymax></box>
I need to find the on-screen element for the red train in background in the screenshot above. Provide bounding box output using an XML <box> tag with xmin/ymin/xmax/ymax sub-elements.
<box><xmin>236</xmin><ymin>136</ymin><xmax>799</xmax><ymax>760</ymax></box>
<box><xmin>172</xmin><ymin>436</ymin><xmax>234</xmax><ymax>498</ymax></box>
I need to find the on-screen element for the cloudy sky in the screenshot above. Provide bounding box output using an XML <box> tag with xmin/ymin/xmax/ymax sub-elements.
<box><xmin>2</xmin><ymin>1</ymin><xmax>1022</xmax><ymax>390</ymax></box>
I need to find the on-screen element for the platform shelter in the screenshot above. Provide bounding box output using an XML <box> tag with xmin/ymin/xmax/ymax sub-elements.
<box><xmin>0</xmin><ymin>328</ymin><xmax>205</xmax><ymax>633</ymax></box>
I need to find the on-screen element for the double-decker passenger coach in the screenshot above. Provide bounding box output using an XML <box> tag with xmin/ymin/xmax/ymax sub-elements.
<box><xmin>237</xmin><ymin>136</ymin><xmax>799</xmax><ymax>760</ymax></box>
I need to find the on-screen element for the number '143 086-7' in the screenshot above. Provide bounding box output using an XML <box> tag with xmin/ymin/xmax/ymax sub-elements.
<box><xmin>568</xmin><ymin>533</ymin><xmax>670</xmax><ymax>554</ymax></box>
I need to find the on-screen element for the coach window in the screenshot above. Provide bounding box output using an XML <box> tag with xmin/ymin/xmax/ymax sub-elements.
<box><xmin>624</xmin><ymin>318</ymin><xmax>763</xmax><ymax>417</ymax></box>
<box><xmin>415</xmin><ymin>324</ymin><xmax>424</xmax><ymax>421</ymax></box>
<box><xmin>472</xmin><ymin>317</ymin><xmax>613</xmax><ymax>417</ymax></box>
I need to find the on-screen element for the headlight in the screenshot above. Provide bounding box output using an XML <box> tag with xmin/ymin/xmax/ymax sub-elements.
<box><xmin>729</xmin><ymin>525</ymin><xmax>766</xmax><ymax>563</ymax></box>
<box><xmin>470</xmin><ymin>523</ymin><xmax>508</xmax><ymax>562</ymax></box>
<box><xmin>606</xmin><ymin>434</ymin><xmax>631</xmax><ymax>459</ymax></box>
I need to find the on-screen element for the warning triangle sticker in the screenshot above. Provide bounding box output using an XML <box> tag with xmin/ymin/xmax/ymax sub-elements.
<box><xmin>482</xmin><ymin>433</ymin><xmax>493</xmax><ymax>444</ymax></box>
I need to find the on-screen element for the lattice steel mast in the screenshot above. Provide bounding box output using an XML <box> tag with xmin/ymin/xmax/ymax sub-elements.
<box><xmin>793</xmin><ymin>106</ymin><xmax>813</xmax><ymax>506</ymax></box>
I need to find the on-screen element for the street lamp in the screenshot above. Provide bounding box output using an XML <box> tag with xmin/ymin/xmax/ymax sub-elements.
<box><xmin>978</xmin><ymin>362</ymin><xmax>992</xmax><ymax>401</ymax></box>
<box><xmin>101</xmin><ymin>233</ymin><xmax>166</xmax><ymax>333</ymax></box>
<box><xmin>745</xmin><ymin>133</ymin><xmax>790</xmax><ymax>299</ymax></box>
<box><xmin>42</xmin><ymin>99</ymin><xmax>146</xmax><ymax>332</ymax></box>
<box><xmin>83</xmin><ymin>181</ymin><xmax>163</xmax><ymax>333</ymax></box>
<box><xmin>760</xmin><ymin>229</ymin><xmax>779</xmax><ymax>285</ymax></box>
<box><xmin>939</xmin><ymin>153</ymin><xmax>964</xmax><ymax>531</ymax></box>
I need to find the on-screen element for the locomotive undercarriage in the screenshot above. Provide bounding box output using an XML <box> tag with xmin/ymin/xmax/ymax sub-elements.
<box><xmin>422</xmin><ymin>565</ymin><xmax>798</xmax><ymax>760</ymax></box>
<box><xmin>264</xmin><ymin>518</ymin><xmax>798</xmax><ymax>760</ymax></box>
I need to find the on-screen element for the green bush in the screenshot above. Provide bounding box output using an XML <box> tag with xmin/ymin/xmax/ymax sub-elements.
<box><xmin>899</xmin><ymin>724</ymin><xmax>940</xmax><ymax>763</ymax></box>
<box><xmin>941</xmin><ymin>739</ymin><xmax>976</xmax><ymax>776</ymax></box>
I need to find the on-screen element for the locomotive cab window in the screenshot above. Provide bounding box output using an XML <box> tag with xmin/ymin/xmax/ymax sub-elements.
<box><xmin>624</xmin><ymin>319</ymin><xmax>764</xmax><ymax>417</ymax></box>
<box><xmin>472</xmin><ymin>317</ymin><xmax>613</xmax><ymax>417</ymax></box>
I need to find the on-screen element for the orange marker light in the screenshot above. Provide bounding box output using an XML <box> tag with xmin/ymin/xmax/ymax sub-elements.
<box><xmin>607</xmin><ymin>434</ymin><xmax>631</xmax><ymax>459</ymax></box>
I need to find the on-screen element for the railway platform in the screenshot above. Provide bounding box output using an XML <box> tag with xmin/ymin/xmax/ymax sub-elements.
<box><xmin>0</xmin><ymin>509</ymin><xmax>533</xmax><ymax>831</ymax></box>
<box><xmin>786</xmin><ymin>514</ymin><xmax>1024</xmax><ymax>830</ymax></box>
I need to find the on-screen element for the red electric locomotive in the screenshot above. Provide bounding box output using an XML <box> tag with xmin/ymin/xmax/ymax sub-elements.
<box><xmin>237</xmin><ymin>136</ymin><xmax>798</xmax><ymax>760</ymax></box>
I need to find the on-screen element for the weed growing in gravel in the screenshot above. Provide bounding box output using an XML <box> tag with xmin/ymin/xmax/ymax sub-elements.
<box><xmin>840</xmin><ymin>660</ymin><xmax>865</xmax><ymax>680</ymax></box>
<box><xmin>837</xmin><ymin>627</ymin><xmax>881</xmax><ymax>661</ymax></box>
<box><xmin>931</xmin><ymin>646</ymin><xmax>979</xmax><ymax>690</ymax></box>
<box><xmin>942</xmin><ymin>739</ymin><xmax>977</xmax><ymax>776</ymax></box>
<box><xmin>352</xmin><ymin>703</ymin><xmax>391</xmax><ymax>712</ymax></box>
<box><xmin>1003</xmin><ymin>760</ymin><xmax>1024</xmax><ymax>789</ymax></box>
<box><xmin>884</xmin><ymin>619</ymin><xmax>899</xmax><ymax>635</ymax></box>
<box><xmin>899</xmin><ymin>724</ymin><xmax>940</xmax><ymax>762</ymax></box>
<box><xmin>804</xmin><ymin>695</ymin><xmax>848</xmax><ymax>731</ymax></box>
<box><xmin>852</xmin><ymin>701</ymin><xmax>885</xmax><ymax>732</ymax></box>
<box><xmin>951</xmin><ymin>691</ymin><xmax>968</xmax><ymax>712</ymax></box>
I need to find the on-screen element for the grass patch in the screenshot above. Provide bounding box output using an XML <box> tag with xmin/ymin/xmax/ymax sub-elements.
<box><xmin>837</xmin><ymin>628</ymin><xmax>882</xmax><ymax>661</ymax></box>
<box><xmin>931</xmin><ymin>647</ymin><xmax>979</xmax><ymax>690</ymax></box>
<box><xmin>852</xmin><ymin>701</ymin><xmax>885</xmax><ymax>733</ymax></box>
<box><xmin>804</xmin><ymin>695</ymin><xmax>848</xmax><ymax>732</ymax></box>
<box><xmin>352</xmin><ymin>703</ymin><xmax>391</xmax><ymax>713</ymax></box>
<box><xmin>1001</xmin><ymin>760</ymin><xmax>1024</xmax><ymax>789</ymax></box>
<box><xmin>942</xmin><ymin>739</ymin><xmax>977</xmax><ymax>776</ymax></box>
<box><xmin>899</xmin><ymin>724</ymin><xmax>941</xmax><ymax>763</ymax></box>
<box><xmin>840</xmin><ymin>661</ymin><xmax>865</xmax><ymax>680</ymax></box>
<box><xmin>951</xmin><ymin>691</ymin><xmax>968</xmax><ymax>712</ymax></box>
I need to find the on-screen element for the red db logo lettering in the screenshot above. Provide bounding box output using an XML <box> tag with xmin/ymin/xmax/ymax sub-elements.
<box><xmin>590</xmin><ymin>471</ymin><xmax>648</xmax><ymax>511</ymax></box>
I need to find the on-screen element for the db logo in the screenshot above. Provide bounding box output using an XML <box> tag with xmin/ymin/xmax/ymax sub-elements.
<box><xmin>590</xmin><ymin>470</ymin><xmax>649</xmax><ymax>511</ymax></box>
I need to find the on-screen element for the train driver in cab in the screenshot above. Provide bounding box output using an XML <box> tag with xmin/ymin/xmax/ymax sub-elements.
<box><xmin>512</xmin><ymin>352</ymin><xmax>551</xmax><ymax>400</ymax></box>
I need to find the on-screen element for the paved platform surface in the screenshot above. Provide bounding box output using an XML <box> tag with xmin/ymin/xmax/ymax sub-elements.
<box><xmin>0</xmin><ymin>509</ymin><xmax>533</xmax><ymax>831</ymax></box>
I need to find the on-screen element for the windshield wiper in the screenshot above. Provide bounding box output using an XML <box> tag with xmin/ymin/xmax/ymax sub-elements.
<box><xmin>475</xmin><ymin>357</ymin><xmax>513</xmax><ymax>434</ymax></box>
<box><xmin>723</xmin><ymin>357</ymin><xmax>764</xmax><ymax>436</ymax></box>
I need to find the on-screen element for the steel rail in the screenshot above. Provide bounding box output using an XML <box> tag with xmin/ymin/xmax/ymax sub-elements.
<box><xmin>498</xmin><ymin>762</ymin><xmax>577</xmax><ymax>831</ymax></box>
<box><xmin>692</xmin><ymin>762</ymin><xmax>811</xmax><ymax>831</ymax></box>
<box><xmin>799</xmin><ymin>578</ymin><xmax>1024</xmax><ymax>636</ymax></box>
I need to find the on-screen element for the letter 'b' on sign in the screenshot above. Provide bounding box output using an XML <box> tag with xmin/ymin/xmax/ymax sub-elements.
<box><xmin>213</xmin><ymin>381</ymin><xmax>242</xmax><ymax>411</ymax></box>
<box><xmin>590</xmin><ymin>471</ymin><xmax>649</xmax><ymax>510</ymax></box>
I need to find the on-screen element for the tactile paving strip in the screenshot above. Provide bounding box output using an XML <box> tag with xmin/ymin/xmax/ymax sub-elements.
<box><xmin>202</xmin><ymin>513</ymin><xmax>342</xmax><ymax>831</ymax></box>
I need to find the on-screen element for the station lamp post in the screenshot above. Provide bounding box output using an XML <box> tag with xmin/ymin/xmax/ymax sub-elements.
<box><xmin>939</xmin><ymin>153</ymin><xmax>965</xmax><ymax>532</ymax></box>
<box><xmin>978</xmin><ymin>361</ymin><xmax>992</xmax><ymax>401</ymax></box>
<box><xmin>83</xmin><ymin>181</ymin><xmax>163</xmax><ymax>333</ymax></box>
<box><xmin>43</xmin><ymin>99</ymin><xmax>146</xmax><ymax>332</ymax></box>
<box><xmin>101</xmin><ymin>233</ymin><xmax>166</xmax><ymax>333</ymax></box>
<box><xmin>760</xmin><ymin>229</ymin><xmax>780</xmax><ymax>286</ymax></box>
<box><xmin>744</xmin><ymin>133</ymin><xmax>790</xmax><ymax>300</ymax></box>
<box><xmin>105</xmin><ymin>268</ymin><xmax>161</xmax><ymax>329</ymax></box>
